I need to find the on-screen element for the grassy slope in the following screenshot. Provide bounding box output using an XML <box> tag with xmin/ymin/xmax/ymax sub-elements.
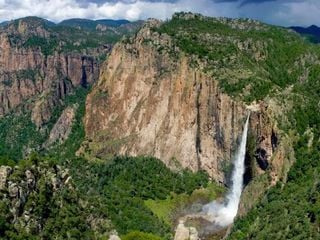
<box><xmin>145</xmin><ymin>183</ymin><xmax>224</xmax><ymax>226</ymax></box>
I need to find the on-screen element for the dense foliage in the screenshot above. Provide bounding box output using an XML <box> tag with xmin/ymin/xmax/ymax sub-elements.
<box><xmin>157</xmin><ymin>13</ymin><xmax>316</xmax><ymax>102</ymax></box>
<box><xmin>46</xmin><ymin>87</ymin><xmax>89</xmax><ymax>159</ymax></box>
<box><xmin>58</xmin><ymin>19</ymin><xmax>131</xmax><ymax>31</ymax></box>
<box><xmin>0</xmin><ymin>154</ymin><xmax>210</xmax><ymax>239</ymax></box>
<box><xmin>0</xmin><ymin>155</ymin><xmax>107</xmax><ymax>240</ymax></box>
<box><xmin>23</xmin><ymin>36</ymin><xmax>58</xmax><ymax>56</ymax></box>
<box><xmin>0</xmin><ymin>111</ymin><xmax>44</xmax><ymax>161</ymax></box>
<box><xmin>70</xmin><ymin>156</ymin><xmax>209</xmax><ymax>238</ymax></box>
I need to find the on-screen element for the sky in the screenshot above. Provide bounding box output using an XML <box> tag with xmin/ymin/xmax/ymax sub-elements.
<box><xmin>0</xmin><ymin>0</ymin><xmax>319</xmax><ymax>27</ymax></box>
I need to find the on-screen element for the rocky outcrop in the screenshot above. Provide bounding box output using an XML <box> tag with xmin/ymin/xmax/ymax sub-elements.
<box><xmin>0</xmin><ymin>166</ymin><xmax>12</xmax><ymax>190</ymax></box>
<box><xmin>0</xmin><ymin>162</ymin><xmax>72</xmax><ymax>232</ymax></box>
<box><xmin>174</xmin><ymin>220</ymin><xmax>199</xmax><ymax>240</ymax></box>
<box><xmin>109</xmin><ymin>234</ymin><xmax>121</xmax><ymax>240</ymax></box>
<box><xmin>44</xmin><ymin>104</ymin><xmax>78</xmax><ymax>147</ymax></box>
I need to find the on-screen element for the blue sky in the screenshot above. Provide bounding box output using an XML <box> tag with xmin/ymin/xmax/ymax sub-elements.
<box><xmin>0</xmin><ymin>0</ymin><xmax>319</xmax><ymax>26</ymax></box>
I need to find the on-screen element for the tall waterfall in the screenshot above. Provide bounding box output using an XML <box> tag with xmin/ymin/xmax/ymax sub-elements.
<box><xmin>202</xmin><ymin>114</ymin><xmax>250</xmax><ymax>227</ymax></box>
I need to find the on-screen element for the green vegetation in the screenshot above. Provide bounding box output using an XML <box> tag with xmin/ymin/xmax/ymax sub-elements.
<box><xmin>0</xmin><ymin>154</ymin><xmax>211</xmax><ymax>239</ymax></box>
<box><xmin>0</xmin><ymin>155</ymin><xmax>112</xmax><ymax>240</ymax></box>
<box><xmin>16</xmin><ymin>69</ymin><xmax>41</xmax><ymax>83</ymax></box>
<box><xmin>24</xmin><ymin>36</ymin><xmax>58</xmax><ymax>56</ymax></box>
<box><xmin>227</xmin><ymin>29</ymin><xmax>320</xmax><ymax>239</ymax></box>
<box><xmin>157</xmin><ymin>13</ymin><xmax>315</xmax><ymax>102</ymax></box>
<box><xmin>0</xmin><ymin>86</ymin><xmax>89</xmax><ymax>161</ymax></box>
<box><xmin>122</xmin><ymin>231</ymin><xmax>163</xmax><ymax>240</ymax></box>
<box><xmin>0</xmin><ymin>111</ymin><xmax>45</xmax><ymax>160</ymax></box>
<box><xmin>47</xmin><ymin>86</ymin><xmax>89</xmax><ymax>159</ymax></box>
<box><xmin>69</xmin><ymin>156</ymin><xmax>209</xmax><ymax>238</ymax></box>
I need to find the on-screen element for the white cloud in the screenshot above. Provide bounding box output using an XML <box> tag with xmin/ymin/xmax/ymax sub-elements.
<box><xmin>282</xmin><ymin>0</ymin><xmax>320</xmax><ymax>26</ymax></box>
<box><xmin>0</xmin><ymin>0</ymin><xmax>231</xmax><ymax>22</ymax></box>
<box><xmin>0</xmin><ymin>0</ymin><xmax>319</xmax><ymax>26</ymax></box>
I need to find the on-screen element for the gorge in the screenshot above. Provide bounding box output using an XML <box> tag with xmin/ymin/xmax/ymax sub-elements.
<box><xmin>0</xmin><ymin>12</ymin><xmax>319</xmax><ymax>240</ymax></box>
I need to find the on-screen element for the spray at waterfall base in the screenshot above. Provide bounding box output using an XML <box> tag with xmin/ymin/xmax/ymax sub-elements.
<box><xmin>178</xmin><ymin>115</ymin><xmax>250</xmax><ymax>236</ymax></box>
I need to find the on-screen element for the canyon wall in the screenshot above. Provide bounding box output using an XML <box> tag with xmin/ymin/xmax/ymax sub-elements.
<box><xmin>0</xmin><ymin>34</ymin><xmax>99</xmax><ymax>128</ymax></box>
<box><xmin>83</xmin><ymin>20</ymin><xmax>290</xmax><ymax>184</ymax></box>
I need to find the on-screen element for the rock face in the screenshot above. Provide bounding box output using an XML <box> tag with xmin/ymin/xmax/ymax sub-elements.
<box><xmin>0</xmin><ymin>166</ymin><xmax>12</xmax><ymax>190</ymax></box>
<box><xmin>174</xmin><ymin>221</ymin><xmax>199</xmax><ymax>240</ymax></box>
<box><xmin>84</xmin><ymin>20</ymin><xmax>243</xmax><ymax>182</ymax></box>
<box><xmin>0</xmin><ymin>18</ymin><xmax>102</xmax><ymax>128</ymax></box>
<box><xmin>45</xmin><ymin>105</ymin><xmax>77</xmax><ymax>147</ymax></box>
<box><xmin>83</xmin><ymin>20</ymin><xmax>283</xmax><ymax>184</ymax></box>
<box><xmin>0</xmin><ymin>45</ymin><xmax>99</xmax><ymax>126</ymax></box>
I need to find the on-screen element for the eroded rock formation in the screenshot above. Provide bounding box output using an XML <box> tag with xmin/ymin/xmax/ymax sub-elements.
<box><xmin>0</xmin><ymin>19</ymin><xmax>101</xmax><ymax>128</ymax></box>
<box><xmin>82</xmin><ymin>20</ymin><xmax>290</xmax><ymax>186</ymax></box>
<box><xmin>44</xmin><ymin>104</ymin><xmax>78</xmax><ymax>147</ymax></box>
<box><xmin>83</xmin><ymin>20</ymin><xmax>248</xmax><ymax>183</ymax></box>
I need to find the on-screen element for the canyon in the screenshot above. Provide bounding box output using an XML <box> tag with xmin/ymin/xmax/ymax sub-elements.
<box><xmin>83</xmin><ymin>16</ymin><xmax>293</xmax><ymax>193</ymax></box>
<box><xmin>0</xmin><ymin>12</ymin><xmax>319</xmax><ymax>240</ymax></box>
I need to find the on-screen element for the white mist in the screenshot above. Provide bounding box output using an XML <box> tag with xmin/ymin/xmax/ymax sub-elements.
<box><xmin>202</xmin><ymin>114</ymin><xmax>250</xmax><ymax>227</ymax></box>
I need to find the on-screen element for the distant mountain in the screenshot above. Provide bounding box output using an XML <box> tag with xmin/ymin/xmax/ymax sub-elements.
<box><xmin>0</xmin><ymin>16</ymin><xmax>56</xmax><ymax>29</ymax></box>
<box><xmin>96</xmin><ymin>19</ymin><xmax>130</xmax><ymax>27</ymax></box>
<box><xmin>58</xmin><ymin>18</ymin><xmax>131</xmax><ymax>31</ymax></box>
<box><xmin>0</xmin><ymin>15</ymin><xmax>143</xmax><ymax>160</ymax></box>
<box><xmin>0</xmin><ymin>21</ymin><xmax>9</xmax><ymax>27</ymax></box>
<box><xmin>290</xmin><ymin>25</ymin><xmax>320</xmax><ymax>43</ymax></box>
<box><xmin>0</xmin><ymin>17</ymin><xmax>141</xmax><ymax>32</ymax></box>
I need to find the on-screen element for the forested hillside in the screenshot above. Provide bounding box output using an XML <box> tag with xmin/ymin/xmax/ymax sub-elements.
<box><xmin>156</xmin><ymin>13</ymin><xmax>320</xmax><ymax>239</ymax></box>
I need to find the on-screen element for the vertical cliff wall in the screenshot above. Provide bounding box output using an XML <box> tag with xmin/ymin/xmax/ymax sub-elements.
<box><xmin>0</xmin><ymin>31</ymin><xmax>99</xmax><ymax>127</ymax></box>
<box><xmin>83</xmin><ymin>20</ymin><xmax>289</xmax><ymax>184</ymax></box>
<box><xmin>0</xmin><ymin>17</ymin><xmax>110</xmax><ymax>130</ymax></box>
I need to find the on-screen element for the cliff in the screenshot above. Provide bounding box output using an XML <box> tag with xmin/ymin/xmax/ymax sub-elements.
<box><xmin>0</xmin><ymin>22</ymin><xmax>100</xmax><ymax>127</ymax></box>
<box><xmin>0</xmin><ymin>16</ymin><xmax>143</xmax><ymax>159</ymax></box>
<box><xmin>83</xmin><ymin>17</ymin><xmax>291</xmax><ymax>187</ymax></box>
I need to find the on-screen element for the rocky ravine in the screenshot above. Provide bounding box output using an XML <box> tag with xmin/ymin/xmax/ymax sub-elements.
<box><xmin>83</xmin><ymin>19</ymin><xmax>293</xmax><ymax>189</ymax></box>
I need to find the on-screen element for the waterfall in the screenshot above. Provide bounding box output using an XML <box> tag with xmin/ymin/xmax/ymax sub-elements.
<box><xmin>202</xmin><ymin>114</ymin><xmax>250</xmax><ymax>227</ymax></box>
